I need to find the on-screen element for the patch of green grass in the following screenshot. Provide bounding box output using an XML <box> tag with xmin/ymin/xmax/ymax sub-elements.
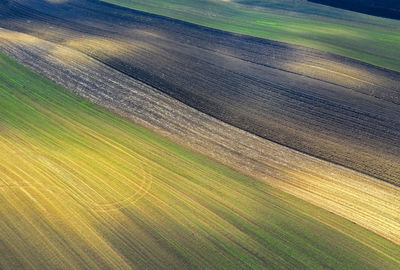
<box><xmin>255</xmin><ymin>21</ymin><xmax>277</xmax><ymax>26</ymax></box>
<box><xmin>0</xmin><ymin>53</ymin><xmax>399</xmax><ymax>269</ymax></box>
<box><xmin>103</xmin><ymin>0</ymin><xmax>400</xmax><ymax>72</ymax></box>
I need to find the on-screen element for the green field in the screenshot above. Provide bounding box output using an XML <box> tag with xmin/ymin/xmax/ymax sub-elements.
<box><xmin>103</xmin><ymin>0</ymin><xmax>400</xmax><ymax>72</ymax></box>
<box><xmin>0</xmin><ymin>53</ymin><xmax>399</xmax><ymax>269</ymax></box>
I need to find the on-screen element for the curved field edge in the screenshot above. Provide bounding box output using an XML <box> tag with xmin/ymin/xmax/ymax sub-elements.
<box><xmin>101</xmin><ymin>0</ymin><xmax>400</xmax><ymax>72</ymax></box>
<box><xmin>1</xmin><ymin>52</ymin><xmax>399</xmax><ymax>269</ymax></box>
<box><xmin>1</xmin><ymin>29</ymin><xmax>399</xmax><ymax>246</ymax></box>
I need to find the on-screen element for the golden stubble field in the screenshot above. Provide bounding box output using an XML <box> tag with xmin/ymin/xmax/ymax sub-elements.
<box><xmin>0</xmin><ymin>1</ymin><xmax>399</xmax><ymax>268</ymax></box>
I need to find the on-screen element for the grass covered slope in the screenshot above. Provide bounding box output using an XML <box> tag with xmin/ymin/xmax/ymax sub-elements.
<box><xmin>0</xmin><ymin>54</ymin><xmax>399</xmax><ymax>269</ymax></box>
<box><xmin>103</xmin><ymin>0</ymin><xmax>400</xmax><ymax>72</ymax></box>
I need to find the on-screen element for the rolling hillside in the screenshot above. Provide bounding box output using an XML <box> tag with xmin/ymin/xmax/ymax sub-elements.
<box><xmin>1</xmin><ymin>0</ymin><xmax>399</xmax><ymax>185</ymax></box>
<box><xmin>1</xmin><ymin>52</ymin><xmax>399</xmax><ymax>269</ymax></box>
<box><xmin>1</xmin><ymin>28</ymin><xmax>399</xmax><ymax>244</ymax></box>
<box><xmin>1</xmin><ymin>1</ymin><xmax>399</xmax><ymax>268</ymax></box>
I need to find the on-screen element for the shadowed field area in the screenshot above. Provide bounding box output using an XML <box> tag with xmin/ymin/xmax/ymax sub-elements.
<box><xmin>1</xmin><ymin>0</ymin><xmax>399</xmax><ymax>185</ymax></box>
<box><xmin>308</xmin><ymin>0</ymin><xmax>400</xmax><ymax>20</ymax></box>
<box><xmin>102</xmin><ymin>0</ymin><xmax>400</xmax><ymax>72</ymax></box>
<box><xmin>1</xmin><ymin>52</ymin><xmax>399</xmax><ymax>269</ymax></box>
